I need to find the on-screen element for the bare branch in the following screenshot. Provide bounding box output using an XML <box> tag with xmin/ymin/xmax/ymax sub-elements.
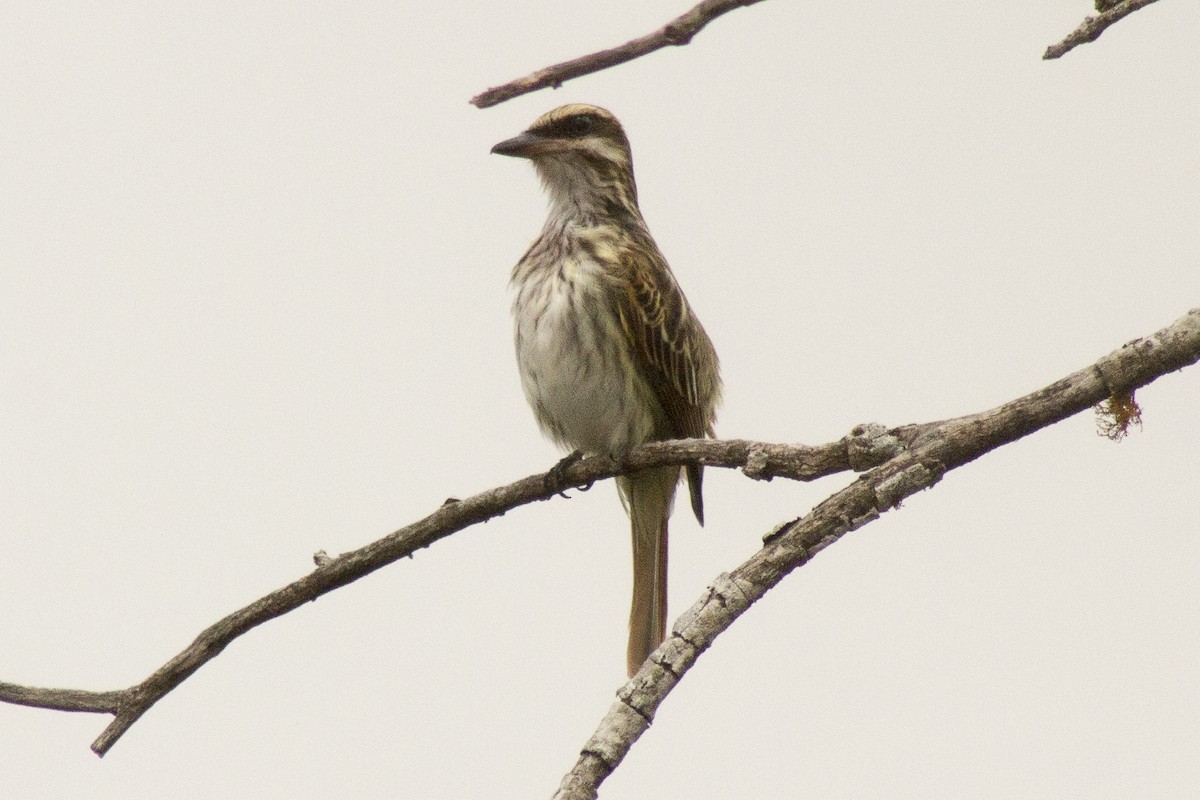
<box><xmin>552</xmin><ymin>307</ymin><xmax>1200</xmax><ymax>799</ymax></box>
<box><xmin>0</xmin><ymin>428</ymin><xmax>877</xmax><ymax>755</ymax></box>
<box><xmin>0</xmin><ymin>683</ymin><xmax>121</xmax><ymax>714</ymax></box>
<box><xmin>470</xmin><ymin>0</ymin><xmax>768</xmax><ymax>109</ymax></box>
<box><xmin>3</xmin><ymin>309</ymin><xmax>1196</xmax><ymax>766</ymax></box>
<box><xmin>1044</xmin><ymin>0</ymin><xmax>1162</xmax><ymax>59</ymax></box>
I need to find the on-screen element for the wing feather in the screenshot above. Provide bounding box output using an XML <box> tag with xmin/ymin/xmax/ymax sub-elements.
<box><xmin>610</xmin><ymin>237</ymin><xmax>721</xmax><ymax>522</ymax></box>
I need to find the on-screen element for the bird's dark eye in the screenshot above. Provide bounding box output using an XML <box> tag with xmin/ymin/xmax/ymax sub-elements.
<box><xmin>565</xmin><ymin>115</ymin><xmax>593</xmax><ymax>137</ymax></box>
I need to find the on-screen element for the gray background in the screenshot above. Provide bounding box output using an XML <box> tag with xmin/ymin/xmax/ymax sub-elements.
<box><xmin>2</xmin><ymin>2</ymin><xmax>1197</xmax><ymax>797</ymax></box>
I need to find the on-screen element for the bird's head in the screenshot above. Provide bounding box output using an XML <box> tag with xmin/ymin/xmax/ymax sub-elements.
<box><xmin>492</xmin><ymin>104</ymin><xmax>639</xmax><ymax>220</ymax></box>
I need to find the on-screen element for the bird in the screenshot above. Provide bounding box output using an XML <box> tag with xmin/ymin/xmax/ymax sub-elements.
<box><xmin>492</xmin><ymin>104</ymin><xmax>721</xmax><ymax>677</ymax></box>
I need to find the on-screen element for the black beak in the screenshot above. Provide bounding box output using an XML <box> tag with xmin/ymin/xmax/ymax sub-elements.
<box><xmin>491</xmin><ymin>131</ymin><xmax>542</xmax><ymax>158</ymax></box>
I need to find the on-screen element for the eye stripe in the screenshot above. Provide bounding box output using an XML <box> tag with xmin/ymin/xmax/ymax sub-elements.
<box><xmin>537</xmin><ymin>114</ymin><xmax>598</xmax><ymax>139</ymax></box>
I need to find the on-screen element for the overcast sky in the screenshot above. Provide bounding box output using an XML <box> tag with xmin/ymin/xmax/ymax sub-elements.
<box><xmin>2</xmin><ymin>2</ymin><xmax>1198</xmax><ymax>798</ymax></box>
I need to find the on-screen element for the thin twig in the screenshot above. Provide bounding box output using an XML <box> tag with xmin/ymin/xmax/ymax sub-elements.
<box><xmin>1044</xmin><ymin>0</ymin><xmax>1162</xmax><ymax>59</ymax></box>
<box><xmin>470</xmin><ymin>0</ymin><xmax>768</xmax><ymax>108</ymax></box>
<box><xmin>552</xmin><ymin>307</ymin><xmax>1200</xmax><ymax>799</ymax></box>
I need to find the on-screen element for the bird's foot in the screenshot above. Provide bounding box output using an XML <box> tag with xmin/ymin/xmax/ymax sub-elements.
<box><xmin>545</xmin><ymin>450</ymin><xmax>590</xmax><ymax>497</ymax></box>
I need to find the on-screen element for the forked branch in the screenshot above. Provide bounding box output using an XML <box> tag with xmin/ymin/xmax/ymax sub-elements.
<box><xmin>552</xmin><ymin>306</ymin><xmax>1200</xmax><ymax>799</ymax></box>
<box><xmin>1</xmin><ymin>309</ymin><xmax>1197</xmax><ymax>769</ymax></box>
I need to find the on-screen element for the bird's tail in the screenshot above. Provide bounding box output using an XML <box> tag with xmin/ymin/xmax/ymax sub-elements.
<box><xmin>619</xmin><ymin>466</ymin><xmax>679</xmax><ymax>677</ymax></box>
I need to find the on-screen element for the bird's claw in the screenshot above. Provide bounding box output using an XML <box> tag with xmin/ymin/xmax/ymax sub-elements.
<box><xmin>545</xmin><ymin>450</ymin><xmax>585</xmax><ymax>496</ymax></box>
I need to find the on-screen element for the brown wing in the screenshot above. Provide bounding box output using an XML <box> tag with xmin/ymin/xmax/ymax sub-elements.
<box><xmin>613</xmin><ymin>238</ymin><xmax>720</xmax><ymax>523</ymax></box>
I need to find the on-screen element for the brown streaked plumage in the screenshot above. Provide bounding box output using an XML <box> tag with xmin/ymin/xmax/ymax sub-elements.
<box><xmin>493</xmin><ymin>104</ymin><xmax>721</xmax><ymax>677</ymax></box>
